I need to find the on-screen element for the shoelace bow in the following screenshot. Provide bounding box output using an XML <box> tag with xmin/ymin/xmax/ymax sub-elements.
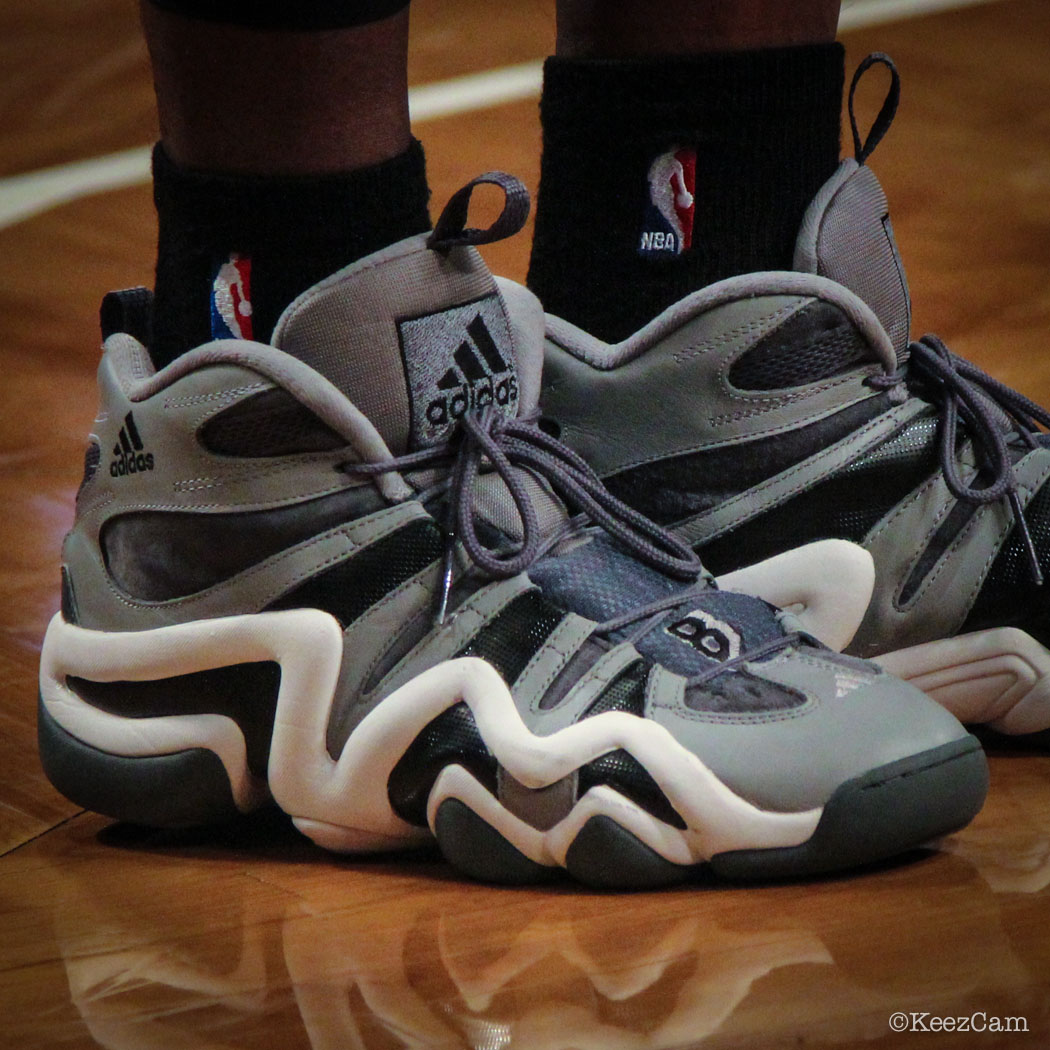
<box><xmin>346</xmin><ymin>406</ymin><xmax>708</xmax><ymax>626</ymax></box>
<box><xmin>868</xmin><ymin>333</ymin><xmax>1050</xmax><ymax>585</ymax></box>
<box><xmin>338</xmin><ymin>171</ymin><xmax>799</xmax><ymax>663</ymax></box>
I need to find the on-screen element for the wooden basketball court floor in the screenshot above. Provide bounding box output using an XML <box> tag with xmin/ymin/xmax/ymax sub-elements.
<box><xmin>2</xmin><ymin>1</ymin><xmax>1050</xmax><ymax>1046</ymax></box>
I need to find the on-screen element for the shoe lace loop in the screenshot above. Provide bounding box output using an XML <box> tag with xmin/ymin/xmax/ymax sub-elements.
<box><xmin>346</xmin><ymin>405</ymin><xmax>704</xmax><ymax>583</ymax></box>
<box><xmin>868</xmin><ymin>333</ymin><xmax>1050</xmax><ymax>585</ymax></box>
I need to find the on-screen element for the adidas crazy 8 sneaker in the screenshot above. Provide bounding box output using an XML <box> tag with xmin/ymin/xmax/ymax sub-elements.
<box><xmin>39</xmin><ymin>173</ymin><xmax>986</xmax><ymax>888</ymax></box>
<box><xmin>541</xmin><ymin>55</ymin><xmax>1050</xmax><ymax>742</ymax></box>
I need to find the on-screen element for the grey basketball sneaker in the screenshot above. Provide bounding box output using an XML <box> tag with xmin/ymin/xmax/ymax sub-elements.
<box><xmin>541</xmin><ymin>55</ymin><xmax>1050</xmax><ymax>742</ymax></box>
<box><xmin>39</xmin><ymin>173</ymin><xmax>986</xmax><ymax>888</ymax></box>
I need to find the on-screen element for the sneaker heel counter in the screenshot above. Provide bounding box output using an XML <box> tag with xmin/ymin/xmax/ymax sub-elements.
<box><xmin>62</xmin><ymin>335</ymin><xmax>153</xmax><ymax>629</ymax></box>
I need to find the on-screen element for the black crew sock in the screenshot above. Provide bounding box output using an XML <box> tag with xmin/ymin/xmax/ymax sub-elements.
<box><xmin>527</xmin><ymin>44</ymin><xmax>844</xmax><ymax>342</ymax></box>
<box><xmin>150</xmin><ymin>138</ymin><xmax>431</xmax><ymax>367</ymax></box>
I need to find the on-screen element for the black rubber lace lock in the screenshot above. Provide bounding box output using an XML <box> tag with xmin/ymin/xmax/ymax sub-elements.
<box><xmin>848</xmin><ymin>52</ymin><xmax>901</xmax><ymax>164</ymax></box>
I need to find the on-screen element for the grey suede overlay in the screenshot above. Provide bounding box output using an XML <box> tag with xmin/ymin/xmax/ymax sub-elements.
<box><xmin>543</xmin><ymin>288</ymin><xmax>896</xmax><ymax>481</ymax></box>
<box><xmin>544</xmin><ymin>271</ymin><xmax>896</xmax><ymax>372</ymax></box>
<box><xmin>498</xmin><ymin>767</ymin><xmax>578</xmax><ymax>831</ymax></box>
<box><xmin>672</xmin><ymin>399</ymin><xmax>926</xmax><ymax>547</ymax></box>
<box><xmin>325</xmin><ymin>564</ymin><xmax>444</xmax><ymax>756</ymax></box>
<box><xmin>650</xmin><ymin>652</ymin><xmax>967</xmax><ymax>812</ymax></box>
<box><xmin>68</xmin><ymin>338</ymin><xmax>431</xmax><ymax>632</ymax></box>
<box><xmin>512</xmin><ymin>612</ymin><xmax>600</xmax><ymax>719</ymax></box>
<box><xmin>851</xmin><ymin>446</ymin><xmax>1050</xmax><ymax>656</ymax></box>
<box><xmin>526</xmin><ymin>643</ymin><xmax>646</xmax><ymax>737</ymax></box>
<box><xmin>370</xmin><ymin>575</ymin><xmax>536</xmax><ymax>699</ymax></box>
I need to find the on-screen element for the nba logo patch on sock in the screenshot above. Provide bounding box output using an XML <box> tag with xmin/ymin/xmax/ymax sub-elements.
<box><xmin>211</xmin><ymin>253</ymin><xmax>254</xmax><ymax>339</ymax></box>
<box><xmin>639</xmin><ymin>147</ymin><xmax>696</xmax><ymax>257</ymax></box>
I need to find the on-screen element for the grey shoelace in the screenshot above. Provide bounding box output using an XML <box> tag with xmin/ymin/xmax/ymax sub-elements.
<box><xmin>349</xmin><ymin>405</ymin><xmax>703</xmax><ymax>583</ymax></box>
<box><xmin>345</xmin><ymin>409</ymin><xmax>808</xmax><ymax>664</ymax></box>
<box><xmin>869</xmin><ymin>333</ymin><xmax>1050</xmax><ymax>584</ymax></box>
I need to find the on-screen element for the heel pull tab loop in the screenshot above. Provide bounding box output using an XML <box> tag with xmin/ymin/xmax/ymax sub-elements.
<box><xmin>428</xmin><ymin>172</ymin><xmax>531</xmax><ymax>253</ymax></box>
<box><xmin>848</xmin><ymin>52</ymin><xmax>901</xmax><ymax>164</ymax></box>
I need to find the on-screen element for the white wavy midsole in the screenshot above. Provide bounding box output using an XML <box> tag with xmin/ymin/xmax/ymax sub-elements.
<box><xmin>716</xmin><ymin>539</ymin><xmax>875</xmax><ymax>653</ymax></box>
<box><xmin>720</xmin><ymin>544</ymin><xmax>1050</xmax><ymax>736</ymax></box>
<box><xmin>39</xmin><ymin>611</ymin><xmax>821</xmax><ymax>863</ymax></box>
<box><xmin>875</xmin><ymin>627</ymin><xmax>1050</xmax><ymax>735</ymax></box>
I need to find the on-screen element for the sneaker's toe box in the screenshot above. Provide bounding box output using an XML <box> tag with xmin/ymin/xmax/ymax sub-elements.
<box><xmin>655</xmin><ymin>652</ymin><xmax>984</xmax><ymax>815</ymax></box>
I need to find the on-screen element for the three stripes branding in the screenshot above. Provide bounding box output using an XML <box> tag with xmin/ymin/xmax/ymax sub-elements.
<box><xmin>109</xmin><ymin>411</ymin><xmax>154</xmax><ymax>477</ymax></box>
<box><xmin>428</xmin><ymin>313</ymin><xmax>517</xmax><ymax>427</ymax></box>
<box><xmin>399</xmin><ymin>294</ymin><xmax>519</xmax><ymax>447</ymax></box>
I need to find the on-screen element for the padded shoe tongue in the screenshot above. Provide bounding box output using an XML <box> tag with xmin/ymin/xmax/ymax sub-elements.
<box><xmin>793</xmin><ymin>159</ymin><xmax>911</xmax><ymax>360</ymax></box>
<box><xmin>271</xmin><ymin>178</ymin><xmax>544</xmax><ymax>454</ymax></box>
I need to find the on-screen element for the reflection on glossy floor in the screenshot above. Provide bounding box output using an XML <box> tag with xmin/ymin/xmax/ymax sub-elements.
<box><xmin>7</xmin><ymin>784</ymin><xmax>1050</xmax><ymax>1049</ymax></box>
<box><xmin>3</xmin><ymin>1</ymin><xmax>1050</xmax><ymax>1047</ymax></box>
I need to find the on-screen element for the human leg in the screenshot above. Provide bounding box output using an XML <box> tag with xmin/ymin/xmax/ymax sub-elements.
<box><xmin>529</xmin><ymin>0</ymin><xmax>843</xmax><ymax>341</ymax></box>
<box><xmin>141</xmin><ymin>1</ymin><xmax>429</xmax><ymax>365</ymax></box>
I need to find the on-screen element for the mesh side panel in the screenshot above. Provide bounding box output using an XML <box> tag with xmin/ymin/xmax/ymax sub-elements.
<box><xmin>684</xmin><ymin>669</ymin><xmax>806</xmax><ymax>714</ymax></box>
<box><xmin>266</xmin><ymin>519</ymin><xmax>443</xmax><ymax>626</ymax></box>
<box><xmin>899</xmin><ymin>498</ymin><xmax>978</xmax><ymax>605</ymax></box>
<box><xmin>456</xmin><ymin>590</ymin><xmax>566</xmax><ymax>686</ymax></box>
<box><xmin>575</xmin><ymin>663</ymin><xmax>695</xmax><ymax>829</ymax></box>
<box><xmin>729</xmin><ymin>301</ymin><xmax>870</xmax><ymax>390</ymax></box>
<box><xmin>538</xmin><ymin>637</ymin><xmax>609</xmax><ymax>710</ymax></box>
<box><xmin>962</xmin><ymin>479</ymin><xmax>1050</xmax><ymax>646</ymax></box>
<box><xmin>578</xmin><ymin>750</ymin><xmax>686</xmax><ymax>829</ymax></box>
<box><xmin>68</xmin><ymin>662</ymin><xmax>281</xmax><ymax>778</ymax></box>
<box><xmin>385</xmin><ymin>594</ymin><xmax>569</xmax><ymax>826</ymax></box>
<box><xmin>581</xmin><ymin>661</ymin><xmax>648</xmax><ymax>719</ymax></box>
<box><xmin>699</xmin><ymin>411</ymin><xmax>940</xmax><ymax>574</ymax></box>
<box><xmin>841</xmin><ymin>412</ymin><xmax>939</xmax><ymax>476</ymax></box>
<box><xmin>200</xmin><ymin>388</ymin><xmax>347</xmax><ymax>457</ymax></box>
<box><xmin>604</xmin><ymin>395</ymin><xmax>892</xmax><ymax>526</ymax></box>
<box><xmin>898</xmin><ymin>428</ymin><xmax>1031</xmax><ymax>594</ymax></box>
<box><xmin>78</xmin><ymin>442</ymin><xmax>100</xmax><ymax>499</ymax></box>
<box><xmin>387</xmin><ymin>702</ymin><xmax>497</xmax><ymax>826</ymax></box>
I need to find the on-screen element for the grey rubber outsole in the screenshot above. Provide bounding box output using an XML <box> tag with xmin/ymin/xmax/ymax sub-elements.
<box><xmin>40</xmin><ymin>691</ymin><xmax>987</xmax><ymax>887</ymax></box>
<box><xmin>433</xmin><ymin>798</ymin><xmax>558</xmax><ymax>883</ymax></box>
<box><xmin>37</xmin><ymin>695</ymin><xmax>242</xmax><ymax>828</ymax></box>
<box><xmin>710</xmin><ymin>735</ymin><xmax>988</xmax><ymax>880</ymax></box>
<box><xmin>431</xmin><ymin>735</ymin><xmax>988</xmax><ymax>889</ymax></box>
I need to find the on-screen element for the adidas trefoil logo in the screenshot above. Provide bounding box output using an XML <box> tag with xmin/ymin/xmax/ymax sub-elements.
<box><xmin>424</xmin><ymin>313</ymin><xmax>518</xmax><ymax>429</ymax></box>
<box><xmin>109</xmin><ymin>411</ymin><xmax>155</xmax><ymax>477</ymax></box>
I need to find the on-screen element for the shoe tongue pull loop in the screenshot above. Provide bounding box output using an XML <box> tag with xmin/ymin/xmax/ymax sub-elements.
<box><xmin>427</xmin><ymin>172</ymin><xmax>531</xmax><ymax>252</ymax></box>
<box><xmin>848</xmin><ymin>52</ymin><xmax>901</xmax><ymax>164</ymax></box>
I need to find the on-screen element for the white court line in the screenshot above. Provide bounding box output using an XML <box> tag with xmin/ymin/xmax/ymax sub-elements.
<box><xmin>840</xmin><ymin>0</ymin><xmax>1004</xmax><ymax>28</ymax></box>
<box><xmin>0</xmin><ymin>0</ymin><xmax>1003</xmax><ymax>231</ymax></box>
<box><xmin>0</xmin><ymin>61</ymin><xmax>546</xmax><ymax>230</ymax></box>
